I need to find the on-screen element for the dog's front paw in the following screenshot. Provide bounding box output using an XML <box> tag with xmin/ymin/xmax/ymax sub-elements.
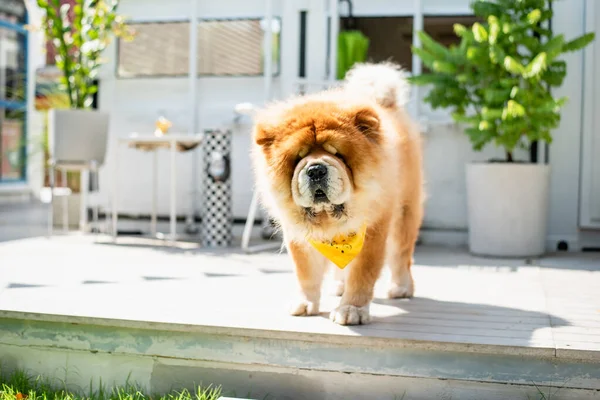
<box><xmin>330</xmin><ymin>304</ymin><xmax>370</xmax><ymax>325</ymax></box>
<box><xmin>387</xmin><ymin>281</ymin><xmax>414</xmax><ymax>299</ymax></box>
<box><xmin>290</xmin><ymin>300</ymin><xmax>320</xmax><ymax>316</ymax></box>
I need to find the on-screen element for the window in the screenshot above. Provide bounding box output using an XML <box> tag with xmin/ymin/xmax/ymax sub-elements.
<box><xmin>117</xmin><ymin>18</ymin><xmax>281</xmax><ymax>78</ymax></box>
<box><xmin>0</xmin><ymin>108</ymin><xmax>25</xmax><ymax>180</ymax></box>
<box><xmin>338</xmin><ymin>15</ymin><xmax>479</xmax><ymax>73</ymax></box>
<box><xmin>0</xmin><ymin>0</ymin><xmax>26</xmax><ymax>24</ymax></box>
<box><xmin>340</xmin><ymin>17</ymin><xmax>413</xmax><ymax>71</ymax></box>
<box><xmin>1</xmin><ymin>28</ymin><xmax>26</xmax><ymax>103</ymax></box>
<box><xmin>118</xmin><ymin>22</ymin><xmax>190</xmax><ymax>78</ymax></box>
<box><xmin>0</xmin><ymin>0</ymin><xmax>27</xmax><ymax>182</ymax></box>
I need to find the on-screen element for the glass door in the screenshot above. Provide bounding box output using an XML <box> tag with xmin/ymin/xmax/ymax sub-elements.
<box><xmin>580</xmin><ymin>0</ymin><xmax>600</xmax><ymax>228</ymax></box>
<box><xmin>0</xmin><ymin>0</ymin><xmax>27</xmax><ymax>183</ymax></box>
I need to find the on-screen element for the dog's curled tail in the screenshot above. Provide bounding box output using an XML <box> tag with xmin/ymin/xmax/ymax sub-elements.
<box><xmin>343</xmin><ymin>62</ymin><xmax>411</xmax><ymax>110</ymax></box>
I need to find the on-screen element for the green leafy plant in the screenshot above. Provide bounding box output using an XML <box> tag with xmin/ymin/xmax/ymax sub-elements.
<box><xmin>409</xmin><ymin>0</ymin><xmax>595</xmax><ymax>162</ymax></box>
<box><xmin>33</xmin><ymin>0</ymin><xmax>134</xmax><ymax>192</ymax></box>
<box><xmin>0</xmin><ymin>368</ymin><xmax>223</xmax><ymax>400</ymax></box>
<box><xmin>36</xmin><ymin>0</ymin><xmax>135</xmax><ymax>109</ymax></box>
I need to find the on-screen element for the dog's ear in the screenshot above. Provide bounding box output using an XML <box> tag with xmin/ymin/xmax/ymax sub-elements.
<box><xmin>354</xmin><ymin>107</ymin><xmax>380</xmax><ymax>136</ymax></box>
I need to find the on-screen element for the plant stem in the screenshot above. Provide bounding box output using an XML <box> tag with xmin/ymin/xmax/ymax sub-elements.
<box><xmin>506</xmin><ymin>151</ymin><xmax>513</xmax><ymax>162</ymax></box>
<box><xmin>52</xmin><ymin>4</ymin><xmax>76</xmax><ymax>108</ymax></box>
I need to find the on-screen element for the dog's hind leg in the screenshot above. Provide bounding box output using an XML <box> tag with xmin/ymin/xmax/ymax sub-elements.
<box><xmin>387</xmin><ymin>203</ymin><xmax>422</xmax><ymax>299</ymax></box>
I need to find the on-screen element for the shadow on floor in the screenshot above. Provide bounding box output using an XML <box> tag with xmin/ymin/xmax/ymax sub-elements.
<box><xmin>322</xmin><ymin>296</ymin><xmax>570</xmax><ymax>348</ymax></box>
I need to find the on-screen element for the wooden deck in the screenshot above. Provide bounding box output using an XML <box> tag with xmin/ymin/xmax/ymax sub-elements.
<box><xmin>1</xmin><ymin>235</ymin><xmax>598</xmax><ymax>357</ymax></box>
<box><xmin>0</xmin><ymin>233</ymin><xmax>599</xmax><ymax>399</ymax></box>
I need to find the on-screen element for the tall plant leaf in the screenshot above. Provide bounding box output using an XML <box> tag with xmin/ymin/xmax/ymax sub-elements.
<box><xmin>563</xmin><ymin>32</ymin><xmax>596</xmax><ymax>53</ymax></box>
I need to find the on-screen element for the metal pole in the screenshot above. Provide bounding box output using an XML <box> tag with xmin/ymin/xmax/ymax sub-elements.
<box><xmin>257</xmin><ymin>0</ymin><xmax>274</xmax><ymax>238</ymax></box>
<box><xmin>91</xmin><ymin>161</ymin><xmax>99</xmax><ymax>233</ymax></box>
<box><xmin>187</xmin><ymin>0</ymin><xmax>200</xmax><ymax>234</ymax></box>
<box><xmin>79</xmin><ymin>170</ymin><xmax>88</xmax><ymax>232</ymax></box>
<box><xmin>170</xmin><ymin>139</ymin><xmax>177</xmax><ymax>244</ymax></box>
<box><xmin>151</xmin><ymin>150</ymin><xmax>158</xmax><ymax>236</ymax></box>
<box><xmin>412</xmin><ymin>0</ymin><xmax>423</xmax><ymax>116</ymax></box>
<box><xmin>112</xmin><ymin>142</ymin><xmax>119</xmax><ymax>240</ymax></box>
<box><xmin>62</xmin><ymin>169</ymin><xmax>68</xmax><ymax>232</ymax></box>
<box><xmin>329</xmin><ymin>0</ymin><xmax>339</xmax><ymax>82</ymax></box>
<box><xmin>241</xmin><ymin>191</ymin><xmax>259</xmax><ymax>251</ymax></box>
<box><xmin>263</xmin><ymin>0</ymin><xmax>274</xmax><ymax>101</ymax></box>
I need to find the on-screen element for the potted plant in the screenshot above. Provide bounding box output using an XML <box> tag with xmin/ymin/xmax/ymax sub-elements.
<box><xmin>410</xmin><ymin>0</ymin><xmax>595</xmax><ymax>257</ymax></box>
<box><xmin>35</xmin><ymin>0</ymin><xmax>133</xmax><ymax>228</ymax></box>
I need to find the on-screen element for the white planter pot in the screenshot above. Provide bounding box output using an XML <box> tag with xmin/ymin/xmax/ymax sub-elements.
<box><xmin>49</xmin><ymin>109</ymin><xmax>109</xmax><ymax>166</ymax></box>
<box><xmin>466</xmin><ymin>163</ymin><xmax>550</xmax><ymax>257</ymax></box>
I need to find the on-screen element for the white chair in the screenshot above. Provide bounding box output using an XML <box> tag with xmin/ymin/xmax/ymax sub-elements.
<box><xmin>45</xmin><ymin>109</ymin><xmax>109</xmax><ymax>236</ymax></box>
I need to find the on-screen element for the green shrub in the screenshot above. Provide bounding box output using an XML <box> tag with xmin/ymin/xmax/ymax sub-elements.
<box><xmin>409</xmin><ymin>0</ymin><xmax>595</xmax><ymax>161</ymax></box>
<box><xmin>36</xmin><ymin>0</ymin><xmax>134</xmax><ymax>109</ymax></box>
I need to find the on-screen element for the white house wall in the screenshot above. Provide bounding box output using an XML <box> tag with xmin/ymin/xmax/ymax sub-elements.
<box><xmin>548</xmin><ymin>0</ymin><xmax>600</xmax><ymax>249</ymax></box>
<box><xmin>94</xmin><ymin>0</ymin><xmax>496</xmax><ymax>229</ymax></box>
<box><xmin>68</xmin><ymin>0</ymin><xmax>596</xmax><ymax>248</ymax></box>
<box><xmin>97</xmin><ymin>0</ymin><xmax>282</xmax><ymax>220</ymax></box>
<box><xmin>98</xmin><ymin>75</ymin><xmax>279</xmax><ymax>219</ymax></box>
<box><xmin>579</xmin><ymin>0</ymin><xmax>600</xmax><ymax>230</ymax></box>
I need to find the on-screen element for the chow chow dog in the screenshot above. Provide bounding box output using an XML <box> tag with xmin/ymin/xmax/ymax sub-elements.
<box><xmin>251</xmin><ymin>62</ymin><xmax>424</xmax><ymax>325</ymax></box>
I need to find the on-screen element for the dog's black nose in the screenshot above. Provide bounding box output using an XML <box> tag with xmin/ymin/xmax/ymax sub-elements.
<box><xmin>307</xmin><ymin>164</ymin><xmax>328</xmax><ymax>181</ymax></box>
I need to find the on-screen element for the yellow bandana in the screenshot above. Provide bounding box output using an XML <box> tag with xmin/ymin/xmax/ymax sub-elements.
<box><xmin>308</xmin><ymin>225</ymin><xmax>367</xmax><ymax>269</ymax></box>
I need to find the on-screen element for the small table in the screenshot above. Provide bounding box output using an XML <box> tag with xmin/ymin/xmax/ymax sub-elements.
<box><xmin>112</xmin><ymin>133</ymin><xmax>203</xmax><ymax>243</ymax></box>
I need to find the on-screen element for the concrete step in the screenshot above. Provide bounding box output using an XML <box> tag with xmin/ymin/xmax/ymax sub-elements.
<box><xmin>1</xmin><ymin>239</ymin><xmax>599</xmax><ymax>399</ymax></box>
<box><xmin>0</xmin><ymin>313</ymin><xmax>599</xmax><ymax>400</ymax></box>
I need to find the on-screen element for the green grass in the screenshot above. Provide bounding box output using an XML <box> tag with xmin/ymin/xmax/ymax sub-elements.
<box><xmin>527</xmin><ymin>379</ymin><xmax>569</xmax><ymax>400</ymax></box>
<box><xmin>0</xmin><ymin>370</ymin><xmax>222</xmax><ymax>400</ymax></box>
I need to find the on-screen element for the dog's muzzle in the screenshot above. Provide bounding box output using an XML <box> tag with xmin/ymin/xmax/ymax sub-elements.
<box><xmin>293</xmin><ymin>155</ymin><xmax>350</xmax><ymax>210</ymax></box>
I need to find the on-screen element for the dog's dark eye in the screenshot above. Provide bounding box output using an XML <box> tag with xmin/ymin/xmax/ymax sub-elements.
<box><xmin>336</xmin><ymin>153</ymin><xmax>347</xmax><ymax>165</ymax></box>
